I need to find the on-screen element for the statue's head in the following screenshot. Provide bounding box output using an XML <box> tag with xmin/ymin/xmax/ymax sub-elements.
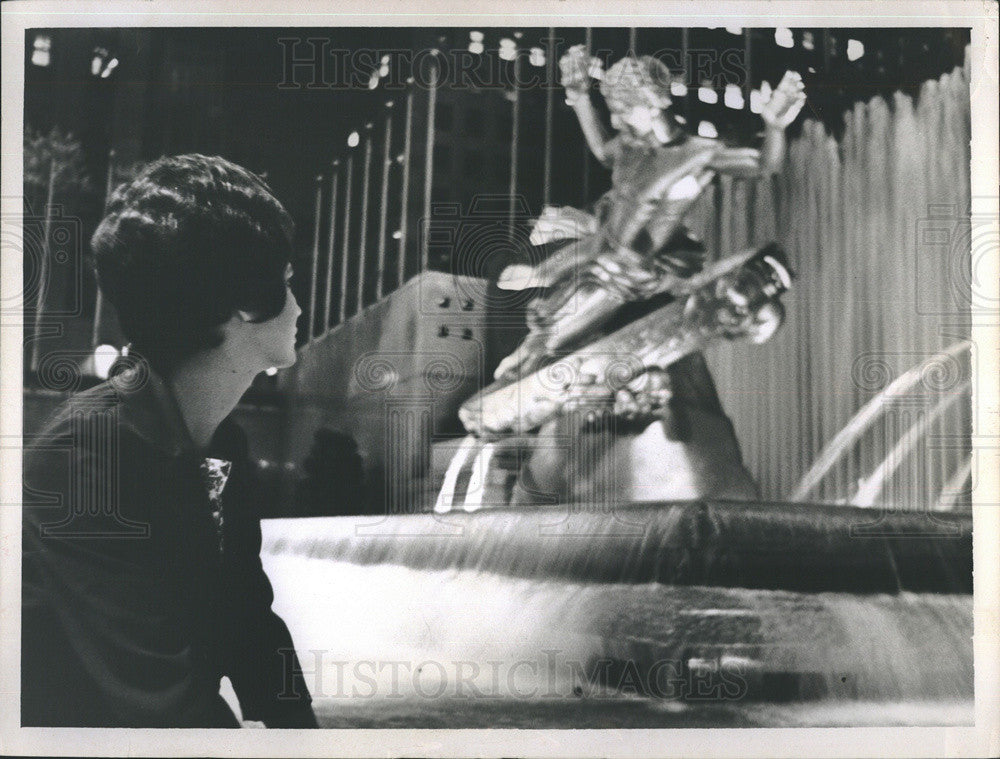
<box><xmin>600</xmin><ymin>55</ymin><xmax>673</xmax><ymax>136</ymax></box>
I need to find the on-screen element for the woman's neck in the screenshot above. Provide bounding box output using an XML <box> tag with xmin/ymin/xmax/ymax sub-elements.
<box><xmin>165</xmin><ymin>354</ymin><xmax>257</xmax><ymax>450</ymax></box>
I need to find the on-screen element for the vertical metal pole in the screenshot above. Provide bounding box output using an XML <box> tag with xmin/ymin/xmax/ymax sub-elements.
<box><xmin>397</xmin><ymin>79</ymin><xmax>415</xmax><ymax>288</ymax></box>
<box><xmin>421</xmin><ymin>51</ymin><xmax>440</xmax><ymax>273</ymax></box>
<box><xmin>91</xmin><ymin>148</ymin><xmax>115</xmax><ymax>351</ymax></box>
<box><xmin>582</xmin><ymin>27</ymin><xmax>593</xmax><ymax>204</ymax></box>
<box><xmin>743</xmin><ymin>28</ymin><xmax>753</xmax><ymax>101</ymax></box>
<box><xmin>543</xmin><ymin>28</ymin><xmax>555</xmax><ymax>208</ymax></box>
<box><xmin>30</xmin><ymin>158</ymin><xmax>57</xmax><ymax>374</ymax></box>
<box><xmin>338</xmin><ymin>150</ymin><xmax>355</xmax><ymax>323</ymax></box>
<box><xmin>629</xmin><ymin>27</ymin><xmax>637</xmax><ymax>53</ymax></box>
<box><xmin>376</xmin><ymin>101</ymin><xmax>394</xmax><ymax>301</ymax></box>
<box><xmin>307</xmin><ymin>173</ymin><xmax>323</xmax><ymax>341</ymax></box>
<box><xmin>356</xmin><ymin>123</ymin><xmax>374</xmax><ymax>315</ymax></box>
<box><xmin>681</xmin><ymin>28</ymin><xmax>691</xmax><ymax>124</ymax></box>
<box><xmin>508</xmin><ymin>39</ymin><xmax>522</xmax><ymax>240</ymax></box>
<box><xmin>322</xmin><ymin>160</ymin><xmax>340</xmax><ymax>332</ymax></box>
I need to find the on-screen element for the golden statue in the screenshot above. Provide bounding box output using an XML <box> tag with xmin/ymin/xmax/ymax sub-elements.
<box><xmin>438</xmin><ymin>49</ymin><xmax>806</xmax><ymax>512</ymax></box>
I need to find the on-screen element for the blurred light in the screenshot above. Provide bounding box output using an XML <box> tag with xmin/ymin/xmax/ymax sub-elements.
<box><xmin>93</xmin><ymin>344</ymin><xmax>119</xmax><ymax>380</ymax></box>
<box><xmin>725</xmin><ymin>26</ymin><xmax>742</xmax><ymax>35</ymax></box>
<box><xmin>529</xmin><ymin>47</ymin><xmax>545</xmax><ymax>67</ymax></box>
<box><xmin>807</xmin><ymin>66</ymin><xmax>817</xmax><ymax>74</ymax></box>
<box><xmin>90</xmin><ymin>46</ymin><xmax>118</xmax><ymax>78</ymax></box>
<box><xmin>347</xmin><ymin>131</ymin><xmax>360</xmax><ymax>147</ymax></box>
<box><xmin>469</xmin><ymin>31</ymin><xmax>484</xmax><ymax>43</ymax></box>
<box><xmin>392</xmin><ymin>230</ymin><xmax>402</xmax><ymax>239</ymax></box>
<box><xmin>381</xmin><ymin>54</ymin><xmax>391</xmax><ymax>64</ymax></box>
<box><xmin>697</xmin><ymin>121</ymin><xmax>719</xmax><ymax>138</ymax></box>
<box><xmin>847</xmin><ymin>39</ymin><xmax>864</xmax><ymax>61</ymax></box>
<box><xmin>673</xmin><ymin>114</ymin><xmax>687</xmax><ymax>125</ymax></box>
<box><xmin>513</xmin><ymin>31</ymin><xmax>523</xmax><ymax>39</ymax></box>
<box><xmin>749</xmin><ymin>89</ymin><xmax>765</xmax><ymax>113</ymax></box>
<box><xmin>724</xmin><ymin>83</ymin><xmax>744</xmax><ymax>109</ymax></box>
<box><xmin>697</xmin><ymin>84</ymin><xmax>718</xmax><ymax>104</ymax></box>
<box><xmin>802</xmin><ymin>31</ymin><xmax>815</xmax><ymax>51</ymax></box>
<box><xmin>265</xmin><ymin>366</ymin><xmax>278</xmax><ymax>376</ymax></box>
<box><xmin>368</xmin><ymin>71</ymin><xmax>380</xmax><ymax>89</ymax></box>
<box><xmin>670</xmin><ymin>81</ymin><xmax>688</xmax><ymax>98</ymax></box>
<box><xmin>468</xmin><ymin>41</ymin><xmax>484</xmax><ymax>55</ymax></box>
<box><xmin>31</xmin><ymin>34</ymin><xmax>51</xmax><ymax>67</ymax></box>
<box><xmin>774</xmin><ymin>28</ymin><xmax>794</xmax><ymax>48</ymax></box>
<box><xmin>499</xmin><ymin>38</ymin><xmax>517</xmax><ymax>61</ymax></box>
<box><xmin>379</xmin><ymin>63</ymin><xmax>390</xmax><ymax>77</ymax></box>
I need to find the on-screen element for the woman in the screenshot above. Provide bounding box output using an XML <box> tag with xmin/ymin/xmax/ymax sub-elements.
<box><xmin>22</xmin><ymin>155</ymin><xmax>318</xmax><ymax>727</ymax></box>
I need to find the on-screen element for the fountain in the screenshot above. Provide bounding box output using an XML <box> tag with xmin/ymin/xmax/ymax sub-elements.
<box><xmin>258</xmin><ymin>49</ymin><xmax>973</xmax><ymax>727</ymax></box>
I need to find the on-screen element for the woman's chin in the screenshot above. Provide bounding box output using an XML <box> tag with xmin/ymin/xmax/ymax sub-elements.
<box><xmin>267</xmin><ymin>352</ymin><xmax>298</xmax><ymax>372</ymax></box>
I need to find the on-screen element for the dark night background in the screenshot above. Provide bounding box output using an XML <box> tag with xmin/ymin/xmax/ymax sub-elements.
<box><xmin>23</xmin><ymin>26</ymin><xmax>969</xmax><ymax>359</ymax></box>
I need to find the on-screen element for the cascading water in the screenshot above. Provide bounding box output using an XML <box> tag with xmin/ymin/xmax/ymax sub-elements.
<box><xmin>260</xmin><ymin>502</ymin><xmax>973</xmax><ymax>727</ymax></box>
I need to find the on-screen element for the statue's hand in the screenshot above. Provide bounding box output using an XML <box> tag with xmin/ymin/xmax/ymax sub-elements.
<box><xmin>560</xmin><ymin>44</ymin><xmax>601</xmax><ymax>105</ymax></box>
<box><xmin>760</xmin><ymin>70</ymin><xmax>806</xmax><ymax>129</ymax></box>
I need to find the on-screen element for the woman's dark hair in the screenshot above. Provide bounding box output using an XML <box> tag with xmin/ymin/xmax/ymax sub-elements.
<box><xmin>91</xmin><ymin>154</ymin><xmax>294</xmax><ymax>373</ymax></box>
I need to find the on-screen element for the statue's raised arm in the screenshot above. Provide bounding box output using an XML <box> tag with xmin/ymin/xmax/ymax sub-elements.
<box><xmin>710</xmin><ymin>70</ymin><xmax>808</xmax><ymax>177</ymax></box>
<box><xmin>560</xmin><ymin>44</ymin><xmax>614</xmax><ymax>165</ymax></box>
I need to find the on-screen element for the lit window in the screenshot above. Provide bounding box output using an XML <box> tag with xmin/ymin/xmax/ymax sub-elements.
<box><xmin>347</xmin><ymin>131</ymin><xmax>360</xmax><ymax>148</ymax></box>
<box><xmin>90</xmin><ymin>46</ymin><xmax>118</xmax><ymax>78</ymax></box>
<box><xmin>529</xmin><ymin>47</ymin><xmax>545</xmax><ymax>67</ymax></box>
<box><xmin>468</xmin><ymin>41</ymin><xmax>484</xmax><ymax>55</ymax></box>
<box><xmin>499</xmin><ymin>38</ymin><xmax>517</xmax><ymax>61</ymax></box>
<box><xmin>670</xmin><ymin>81</ymin><xmax>688</xmax><ymax>98</ymax></box>
<box><xmin>774</xmin><ymin>28</ymin><xmax>794</xmax><ymax>49</ymax></box>
<box><xmin>469</xmin><ymin>31</ymin><xmax>484</xmax><ymax>43</ymax></box>
<box><xmin>697</xmin><ymin>121</ymin><xmax>718</xmax><ymax>138</ymax></box>
<box><xmin>725</xmin><ymin>27</ymin><xmax>742</xmax><ymax>35</ymax></box>
<box><xmin>31</xmin><ymin>34</ymin><xmax>51</xmax><ymax>67</ymax></box>
<box><xmin>91</xmin><ymin>46</ymin><xmax>107</xmax><ymax>76</ymax></box>
<box><xmin>802</xmin><ymin>31</ymin><xmax>815</xmax><ymax>51</ymax></box>
<box><xmin>724</xmin><ymin>84</ymin><xmax>745</xmax><ymax>109</ymax></box>
<box><xmin>847</xmin><ymin>39</ymin><xmax>864</xmax><ymax>61</ymax></box>
<box><xmin>697</xmin><ymin>84</ymin><xmax>718</xmax><ymax>104</ymax></box>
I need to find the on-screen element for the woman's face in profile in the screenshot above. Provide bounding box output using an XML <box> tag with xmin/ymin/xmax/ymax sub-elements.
<box><xmin>250</xmin><ymin>263</ymin><xmax>301</xmax><ymax>371</ymax></box>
